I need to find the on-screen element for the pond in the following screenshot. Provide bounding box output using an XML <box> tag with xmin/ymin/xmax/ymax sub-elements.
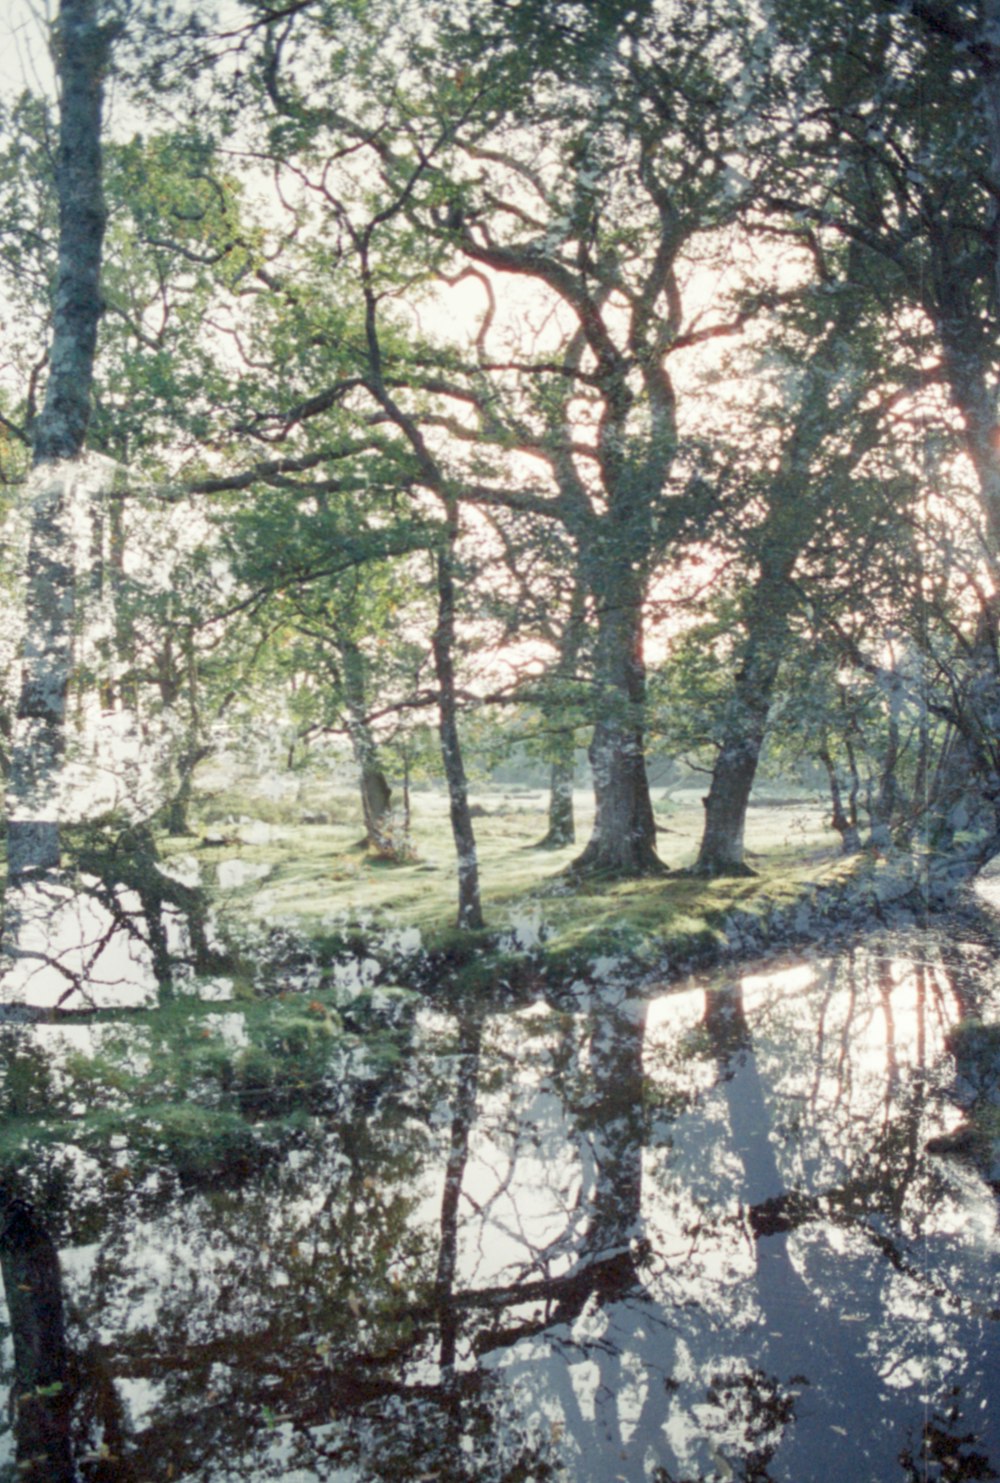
<box><xmin>0</xmin><ymin>914</ymin><xmax>998</xmax><ymax>1482</ymax></box>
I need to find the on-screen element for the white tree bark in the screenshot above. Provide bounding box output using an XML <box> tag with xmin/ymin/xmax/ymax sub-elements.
<box><xmin>5</xmin><ymin>0</ymin><xmax>110</xmax><ymax>887</ymax></box>
<box><xmin>2</xmin><ymin>1</ymin><xmax>113</xmax><ymax>1012</ymax></box>
<box><xmin>6</xmin><ymin>456</ymin><xmax>118</xmax><ymax>885</ymax></box>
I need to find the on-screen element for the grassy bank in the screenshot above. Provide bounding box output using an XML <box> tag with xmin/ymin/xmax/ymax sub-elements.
<box><xmin>0</xmin><ymin>773</ymin><xmax>944</xmax><ymax>1196</ymax></box>
<box><xmin>160</xmin><ymin>772</ymin><xmax>868</xmax><ymax>994</ymax></box>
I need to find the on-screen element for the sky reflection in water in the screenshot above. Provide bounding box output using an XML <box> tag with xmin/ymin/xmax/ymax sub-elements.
<box><xmin>0</xmin><ymin>925</ymin><xmax>997</xmax><ymax>1482</ymax></box>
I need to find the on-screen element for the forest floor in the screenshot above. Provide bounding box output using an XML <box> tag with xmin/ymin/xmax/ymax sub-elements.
<box><xmin>147</xmin><ymin>773</ymin><xmax>1000</xmax><ymax>1187</ymax></box>
<box><xmin>161</xmin><ymin>768</ymin><xmax>870</xmax><ymax>991</ymax></box>
<box><xmin>5</xmin><ymin>768</ymin><xmax>995</xmax><ymax>1192</ymax></box>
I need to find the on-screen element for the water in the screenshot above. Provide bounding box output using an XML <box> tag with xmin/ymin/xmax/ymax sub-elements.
<box><xmin>0</xmin><ymin>918</ymin><xmax>997</xmax><ymax>1481</ymax></box>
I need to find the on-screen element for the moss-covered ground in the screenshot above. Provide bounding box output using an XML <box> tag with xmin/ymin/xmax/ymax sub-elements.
<box><xmin>0</xmin><ymin>770</ymin><xmax>872</xmax><ymax>1196</ymax></box>
<box><xmin>170</xmin><ymin>771</ymin><xmax>850</xmax><ymax>977</ymax></box>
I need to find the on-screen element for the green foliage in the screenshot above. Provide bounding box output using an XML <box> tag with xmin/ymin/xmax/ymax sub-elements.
<box><xmin>0</xmin><ymin>983</ymin><xmax>407</xmax><ymax>1183</ymax></box>
<box><xmin>0</xmin><ymin>0</ymin><xmax>997</xmax><ymax>947</ymax></box>
<box><xmin>650</xmin><ymin>602</ymin><xmax>744</xmax><ymax>760</ymax></box>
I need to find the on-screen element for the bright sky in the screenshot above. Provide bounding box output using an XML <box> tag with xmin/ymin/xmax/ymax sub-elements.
<box><xmin>0</xmin><ymin>1</ymin><xmax>56</xmax><ymax>102</ymax></box>
<box><xmin>0</xmin><ymin>2</ymin><xmax>248</xmax><ymax>111</ymax></box>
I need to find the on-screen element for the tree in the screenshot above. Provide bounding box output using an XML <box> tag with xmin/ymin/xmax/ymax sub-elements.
<box><xmin>221</xmin><ymin>0</ymin><xmax>798</xmax><ymax>881</ymax></box>
<box><xmin>762</xmin><ymin>0</ymin><xmax>1000</xmax><ymax>887</ymax></box>
<box><xmin>5</xmin><ymin>0</ymin><xmax>115</xmax><ymax>889</ymax></box>
<box><xmin>693</xmin><ymin>247</ymin><xmax>920</xmax><ymax>874</ymax></box>
<box><xmin>225</xmin><ymin>508</ymin><xmax>431</xmax><ymax>856</ymax></box>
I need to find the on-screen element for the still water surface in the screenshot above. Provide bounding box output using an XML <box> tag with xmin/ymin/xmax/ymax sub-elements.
<box><xmin>0</xmin><ymin>917</ymin><xmax>998</xmax><ymax>1482</ymax></box>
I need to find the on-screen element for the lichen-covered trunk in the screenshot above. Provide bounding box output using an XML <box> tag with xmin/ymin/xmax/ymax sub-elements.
<box><xmin>5</xmin><ymin>0</ymin><xmax>109</xmax><ymax>887</ymax></box>
<box><xmin>339</xmin><ymin>635</ymin><xmax>395</xmax><ymax>853</ymax></box>
<box><xmin>572</xmin><ymin>572</ymin><xmax>660</xmax><ymax>876</ymax></box>
<box><xmin>32</xmin><ymin>0</ymin><xmax>107</xmax><ymax>469</ymax></box>
<box><xmin>538</xmin><ymin>578</ymin><xmax>585</xmax><ymax>849</ymax></box>
<box><xmin>819</xmin><ymin>746</ymin><xmax>862</xmax><ymax>855</ymax></box>
<box><xmin>695</xmin><ymin>638</ymin><xmax>782</xmax><ymax>877</ymax></box>
<box><xmin>358</xmin><ymin>762</ymin><xmax>393</xmax><ymax>847</ymax></box>
<box><xmin>696</xmin><ymin>736</ymin><xmax>765</xmax><ymax>877</ymax></box>
<box><xmin>432</xmin><ymin>523</ymin><xmax>483</xmax><ymax>929</ymax></box>
<box><xmin>540</xmin><ymin>751</ymin><xmax>576</xmax><ymax>848</ymax></box>
<box><xmin>0</xmin><ymin>1193</ymin><xmax>74</xmax><ymax>1482</ymax></box>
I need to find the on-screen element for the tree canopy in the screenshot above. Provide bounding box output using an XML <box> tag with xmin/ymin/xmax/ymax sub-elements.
<box><xmin>0</xmin><ymin>0</ymin><xmax>998</xmax><ymax>934</ymax></box>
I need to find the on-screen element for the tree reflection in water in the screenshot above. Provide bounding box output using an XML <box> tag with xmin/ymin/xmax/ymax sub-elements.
<box><xmin>0</xmin><ymin>927</ymin><xmax>996</xmax><ymax>1480</ymax></box>
<box><xmin>0</xmin><ymin>1191</ymin><xmax>74</xmax><ymax>1482</ymax></box>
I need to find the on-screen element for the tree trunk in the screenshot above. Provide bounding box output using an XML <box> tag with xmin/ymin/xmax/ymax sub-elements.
<box><xmin>572</xmin><ymin>576</ymin><xmax>661</xmax><ymax>876</ymax></box>
<box><xmin>165</xmin><ymin>780</ymin><xmax>193</xmax><ymax>838</ymax></box>
<box><xmin>5</xmin><ymin>0</ymin><xmax>110</xmax><ymax>888</ymax></box>
<box><xmin>919</xmin><ymin>166</ymin><xmax>1000</xmax><ymax>881</ymax></box>
<box><xmin>536</xmin><ymin>576</ymin><xmax>585</xmax><ymax>849</ymax></box>
<box><xmin>695</xmin><ymin>640</ymin><xmax>783</xmax><ymax>876</ymax></box>
<box><xmin>978</xmin><ymin>0</ymin><xmax>1000</xmax><ymax>340</ymax></box>
<box><xmin>401</xmin><ymin>742</ymin><xmax>412</xmax><ymax>834</ymax></box>
<box><xmin>32</xmin><ymin>1</ymin><xmax>108</xmax><ymax>467</ymax></box>
<box><xmin>870</xmin><ymin>678</ymin><xmax>902</xmax><ymax>852</ymax></box>
<box><xmin>359</xmin><ymin>763</ymin><xmax>392</xmax><ymax>845</ymax></box>
<box><xmin>6</xmin><ymin>470</ymin><xmax>79</xmax><ymax>884</ymax></box>
<box><xmin>696</xmin><ymin>737</ymin><xmax>764</xmax><ymax>877</ymax></box>
<box><xmin>539</xmin><ymin>751</ymin><xmax>576</xmax><ymax>848</ymax></box>
<box><xmin>165</xmin><ymin>743</ymin><xmax>211</xmax><ymax>837</ymax></box>
<box><xmin>0</xmin><ymin>1192</ymin><xmax>75</xmax><ymax>1482</ymax></box>
<box><xmin>819</xmin><ymin>745</ymin><xmax>862</xmax><ymax>855</ymax></box>
<box><xmin>432</xmin><ymin>520</ymin><xmax>484</xmax><ymax>929</ymax></box>
<box><xmin>163</xmin><ymin>631</ymin><xmax>209</xmax><ymax>837</ymax></box>
<box><xmin>916</xmin><ymin>626</ymin><xmax>1000</xmax><ymax>898</ymax></box>
<box><xmin>338</xmin><ymin>634</ymin><xmax>395</xmax><ymax>853</ymax></box>
<box><xmin>90</xmin><ymin>493</ymin><xmax>114</xmax><ymax>712</ymax></box>
<box><xmin>109</xmin><ymin>496</ymin><xmax>137</xmax><ymax>711</ymax></box>
<box><xmin>694</xmin><ymin>271</ymin><xmax>873</xmax><ymax>877</ymax></box>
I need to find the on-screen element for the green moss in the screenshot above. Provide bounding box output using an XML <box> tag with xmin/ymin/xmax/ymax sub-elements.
<box><xmin>0</xmin><ymin>979</ymin><xmax>409</xmax><ymax>1185</ymax></box>
<box><xmin>0</xmin><ymin>1040</ymin><xmax>59</xmax><ymax>1117</ymax></box>
<box><xmin>976</xmin><ymin>1103</ymin><xmax>1000</xmax><ymax>1139</ymax></box>
<box><xmin>189</xmin><ymin>781</ymin><xmax>847</xmax><ymax>954</ymax></box>
<box><xmin>949</xmin><ymin>1019</ymin><xmax>1000</xmax><ymax>1056</ymax></box>
<box><xmin>120</xmin><ymin>1102</ymin><xmax>265</xmax><ymax>1181</ymax></box>
<box><xmin>0</xmin><ymin>790</ymin><xmax>860</xmax><ymax>1193</ymax></box>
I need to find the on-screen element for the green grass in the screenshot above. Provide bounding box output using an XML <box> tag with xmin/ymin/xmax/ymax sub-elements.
<box><xmin>164</xmin><ymin>774</ymin><xmax>851</xmax><ymax>978</ymax></box>
<box><xmin>0</xmin><ymin>976</ymin><xmax>411</xmax><ymax>1183</ymax></box>
<box><xmin>0</xmin><ymin>773</ymin><xmax>861</xmax><ymax>1201</ymax></box>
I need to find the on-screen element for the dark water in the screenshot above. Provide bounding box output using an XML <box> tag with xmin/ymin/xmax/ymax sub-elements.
<box><xmin>0</xmin><ymin>919</ymin><xmax>998</xmax><ymax>1482</ymax></box>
